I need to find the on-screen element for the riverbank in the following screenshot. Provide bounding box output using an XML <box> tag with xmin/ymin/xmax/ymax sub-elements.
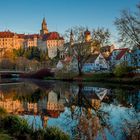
<box><xmin>45</xmin><ymin>72</ymin><xmax>140</xmax><ymax>85</ymax></box>
<box><xmin>0</xmin><ymin>107</ymin><xmax>70</xmax><ymax>140</ymax></box>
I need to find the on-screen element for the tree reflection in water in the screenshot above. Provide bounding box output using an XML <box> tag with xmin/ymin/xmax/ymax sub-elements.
<box><xmin>0</xmin><ymin>80</ymin><xmax>139</xmax><ymax>140</ymax></box>
<box><xmin>64</xmin><ymin>83</ymin><xmax>113</xmax><ymax>140</ymax></box>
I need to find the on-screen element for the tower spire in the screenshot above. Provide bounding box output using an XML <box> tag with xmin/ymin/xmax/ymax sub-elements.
<box><xmin>68</xmin><ymin>29</ymin><xmax>74</xmax><ymax>56</ymax></box>
<box><xmin>70</xmin><ymin>29</ymin><xmax>74</xmax><ymax>45</ymax></box>
<box><xmin>40</xmin><ymin>17</ymin><xmax>49</xmax><ymax>35</ymax></box>
<box><xmin>42</xmin><ymin>17</ymin><xmax>46</xmax><ymax>25</ymax></box>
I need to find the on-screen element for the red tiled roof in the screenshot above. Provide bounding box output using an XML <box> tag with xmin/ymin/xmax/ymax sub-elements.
<box><xmin>84</xmin><ymin>29</ymin><xmax>90</xmax><ymax>35</ymax></box>
<box><xmin>0</xmin><ymin>30</ymin><xmax>63</xmax><ymax>41</ymax></box>
<box><xmin>0</xmin><ymin>31</ymin><xmax>39</xmax><ymax>39</ymax></box>
<box><xmin>18</xmin><ymin>34</ymin><xmax>25</xmax><ymax>38</ymax></box>
<box><xmin>107</xmin><ymin>48</ymin><xmax>129</xmax><ymax>61</ymax></box>
<box><xmin>0</xmin><ymin>31</ymin><xmax>15</xmax><ymax>38</ymax></box>
<box><xmin>24</xmin><ymin>34</ymin><xmax>39</xmax><ymax>39</ymax></box>
<box><xmin>42</xmin><ymin>32</ymin><xmax>64</xmax><ymax>41</ymax></box>
<box><xmin>115</xmin><ymin>48</ymin><xmax>129</xmax><ymax>60</ymax></box>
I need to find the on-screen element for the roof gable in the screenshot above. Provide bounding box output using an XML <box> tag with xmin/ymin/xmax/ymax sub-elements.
<box><xmin>116</xmin><ymin>48</ymin><xmax>128</xmax><ymax>60</ymax></box>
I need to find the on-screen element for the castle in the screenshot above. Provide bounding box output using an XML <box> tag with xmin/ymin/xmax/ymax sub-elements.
<box><xmin>0</xmin><ymin>18</ymin><xmax>64</xmax><ymax>59</ymax></box>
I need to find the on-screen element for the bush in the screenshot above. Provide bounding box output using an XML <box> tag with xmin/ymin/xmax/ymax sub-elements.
<box><xmin>21</xmin><ymin>68</ymin><xmax>54</xmax><ymax>79</ymax></box>
<box><xmin>0</xmin><ymin>115</ymin><xmax>70</xmax><ymax>140</ymax></box>
<box><xmin>0</xmin><ymin>107</ymin><xmax>7</xmax><ymax>118</ymax></box>
<box><xmin>44</xmin><ymin>127</ymin><xmax>70</xmax><ymax>140</ymax></box>
<box><xmin>0</xmin><ymin>109</ymin><xmax>70</xmax><ymax>140</ymax></box>
<box><xmin>32</xmin><ymin>68</ymin><xmax>54</xmax><ymax>79</ymax></box>
<box><xmin>113</xmin><ymin>64</ymin><xmax>134</xmax><ymax>77</ymax></box>
<box><xmin>31</xmin><ymin>129</ymin><xmax>45</xmax><ymax>140</ymax></box>
<box><xmin>1</xmin><ymin>115</ymin><xmax>31</xmax><ymax>137</ymax></box>
<box><xmin>0</xmin><ymin>132</ymin><xmax>12</xmax><ymax>140</ymax></box>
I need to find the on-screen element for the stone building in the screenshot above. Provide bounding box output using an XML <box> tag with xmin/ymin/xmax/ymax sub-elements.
<box><xmin>38</xmin><ymin>18</ymin><xmax>64</xmax><ymax>59</ymax></box>
<box><xmin>0</xmin><ymin>18</ymin><xmax>64</xmax><ymax>59</ymax></box>
<box><xmin>0</xmin><ymin>31</ymin><xmax>24</xmax><ymax>50</ymax></box>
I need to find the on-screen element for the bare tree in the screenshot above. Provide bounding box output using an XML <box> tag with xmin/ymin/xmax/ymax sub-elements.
<box><xmin>71</xmin><ymin>27</ymin><xmax>92</xmax><ymax>76</ymax></box>
<box><xmin>114</xmin><ymin>3</ymin><xmax>140</xmax><ymax>48</ymax></box>
<box><xmin>64</xmin><ymin>26</ymin><xmax>111</xmax><ymax>75</ymax></box>
<box><xmin>92</xmin><ymin>28</ymin><xmax>110</xmax><ymax>47</ymax></box>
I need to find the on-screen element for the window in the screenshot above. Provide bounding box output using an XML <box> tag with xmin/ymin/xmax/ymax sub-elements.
<box><xmin>99</xmin><ymin>60</ymin><xmax>102</xmax><ymax>64</ymax></box>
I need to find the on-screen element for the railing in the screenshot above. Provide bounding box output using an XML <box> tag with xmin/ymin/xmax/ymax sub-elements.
<box><xmin>0</xmin><ymin>70</ymin><xmax>26</xmax><ymax>74</ymax></box>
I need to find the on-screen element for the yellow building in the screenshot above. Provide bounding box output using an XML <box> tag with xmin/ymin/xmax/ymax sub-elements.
<box><xmin>0</xmin><ymin>31</ymin><xmax>24</xmax><ymax>50</ymax></box>
<box><xmin>0</xmin><ymin>17</ymin><xmax>64</xmax><ymax>59</ymax></box>
<box><xmin>24</xmin><ymin>34</ymin><xmax>39</xmax><ymax>48</ymax></box>
<box><xmin>0</xmin><ymin>31</ymin><xmax>39</xmax><ymax>56</ymax></box>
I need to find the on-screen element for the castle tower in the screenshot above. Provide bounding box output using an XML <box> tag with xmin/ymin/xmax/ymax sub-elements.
<box><xmin>84</xmin><ymin>28</ymin><xmax>91</xmax><ymax>42</ymax></box>
<box><xmin>70</xmin><ymin>29</ymin><xmax>74</xmax><ymax>45</ymax></box>
<box><xmin>40</xmin><ymin>17</ymin><xmax>49</xmax><ymax>36</ymax></box>
<box><xmin>69</xmin><ymin>29</ymin><xmax>74</xmax><ymax>56</ymax></box>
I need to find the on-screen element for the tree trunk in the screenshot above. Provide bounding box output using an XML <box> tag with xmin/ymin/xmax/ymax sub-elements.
<box><xmin>78</xmin><ymin>62</ymin><xmax>82</xmax><ymax>76</ymax></box>
<box><xmin>78</xmin><ymin>83</ymin><xmax>83</xmax><ymax>107</ymax></box>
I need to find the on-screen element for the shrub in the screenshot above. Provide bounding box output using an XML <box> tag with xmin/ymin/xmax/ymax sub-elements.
<box><xmin>44</xmin><ymin>127</ymin><xmax>70</xmax><ymax>140</ymax></box>
<box><xmin>0</xmin><ymin>115</ymin><xmax>70</xmax><ymax>140</ymax></box>
<box><xmin>0</xmin><ymin>132</ymin><xmax>12</xmax><ymax>140</ymax></box>
<box><xmin>113</xmin><ymin>64</ymin><xmax>134</xmax><ymax>77</ymax></box>
<box><xmin>31</xmin><ymin>129</ymin><xmax>45</xmax><ymax>140</ymax></box>
<box><xmin>32</xmin><ymin>68</ymin><xmax>54</xmax><ymax>79</ymax></box>
<box><xmin>2</xmin><ymin>115</ymin><xmax>31</xmax><ymax>136</ymax></box>
<box><xmin>21</xmin><ymin>68</ymin><xmax>54</xmax><ymax>79</ymax></box>
<box><xmin>0</xmin><ymin>107</ymin><xmax>7</xmax><ymax>118</ymax></box>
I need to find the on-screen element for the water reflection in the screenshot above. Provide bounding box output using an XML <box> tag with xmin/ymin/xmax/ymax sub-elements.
<box><xmin>0</xmin><ymin>80</ymin><xmax>140</xmax><ymax>140</ymax></box>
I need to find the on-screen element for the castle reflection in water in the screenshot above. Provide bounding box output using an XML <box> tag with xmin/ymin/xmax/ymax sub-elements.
<box><xmin>0</xmin><ymin>80</ymin><xmax>139</xmax><ymax>139</ymax></box>
<box><xmin>0</xmin><ymin>80</ymin><xmax>111</xmax><ymax>127</ymax></box>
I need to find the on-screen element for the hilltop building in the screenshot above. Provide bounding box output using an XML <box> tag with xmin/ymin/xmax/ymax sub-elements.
<box><xmin>0</xmin><ymin>18</ymin><xmax>64</xmax><ymax>59</ymax></box>
<box><xmin>38</xmin><ymin>18</ymin><xmax>64</xmax><ymax>59</ymax></box>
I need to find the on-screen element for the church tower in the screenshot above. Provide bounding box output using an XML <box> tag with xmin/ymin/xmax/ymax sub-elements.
<box><xmin>84</xmin><ymin>28</ymin><xmax>91</xmax><ymax>42</ymax></box>
<box><xmin>70</xmin><ymin>29</ymin><xmax>74</xmax><ymax>46</ymax></box>
<box><xmin>40</xmin><ymin>17</ymin><xmax>49</xmax><ymax>36</ymax></box>
<box><xmin>69</xmin><ymin>29</ymin><xmax>74</xmax><ymax>56</ymax></box>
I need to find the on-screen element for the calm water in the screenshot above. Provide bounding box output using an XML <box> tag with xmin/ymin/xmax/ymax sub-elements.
<box><xmin>0</xmin><ymin>79</ymin><xmax>140</xmax><ymax>140</ymax></box>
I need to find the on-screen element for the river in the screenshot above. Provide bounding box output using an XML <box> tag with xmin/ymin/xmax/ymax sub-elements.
<box><xmin>0</xmin><ymin>79</ymin><xmax>139</xmax><ymax>140</ymax></box>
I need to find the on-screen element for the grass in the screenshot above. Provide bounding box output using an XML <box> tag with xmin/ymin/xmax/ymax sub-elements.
<box><xmin>44</xmin><ymin>71</ymin><xmax>140</xmax><ymax>85</ymax></box>
<box><xmin>51</xmin><ymin>71</ymin><xmax>78</xmax><ymax>80</ymax></box>
<box><xmin>0</xmin><ymin>107</ymin><xmax>7</xmax><ymax>118</ymax></box>
<box><xmin>0</xmin><ymin>113</ymin><xmax>70</xmax><ymax>140</ymax></box>
<box><xmin>0</xmin><ymin>132</ymin><xmax>12</xmax><ymax>140</ymax></box>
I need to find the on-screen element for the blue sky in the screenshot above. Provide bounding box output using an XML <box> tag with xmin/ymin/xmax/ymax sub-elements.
<box><xmin>0</xmin><ymin>0</ymin><xmax>139</xmax><ymax>39</ymax></box>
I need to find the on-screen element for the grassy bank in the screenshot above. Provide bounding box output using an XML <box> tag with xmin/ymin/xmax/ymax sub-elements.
<box><xmin>0</xmin><ymin>107</ymin><xmax>70</xmax><ymax>140</ymax></box>
<box><xmin>45</xmin><ymin>72</ymin><xmax>140</xmax><ymax>85</ymax></box>
<box><xmin>80</xmin><ymin>73</ymin><xmax>140</xmax><ymax>84</ymax></box>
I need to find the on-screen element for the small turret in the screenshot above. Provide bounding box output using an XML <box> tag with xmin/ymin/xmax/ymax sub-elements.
<box><xmin>84</xmin><ymin>28</ymin><xmax>91</xmax><ymax>42</ymax></box>
<box><xmin>70</xmin><ymin>29</ymin><xmax>74</xmax><ymax>45</ymax></box>
<box><xmin>69</xmin><ymin>29</ymin><xmax>74</xmax><ymax>56</ymax></box>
